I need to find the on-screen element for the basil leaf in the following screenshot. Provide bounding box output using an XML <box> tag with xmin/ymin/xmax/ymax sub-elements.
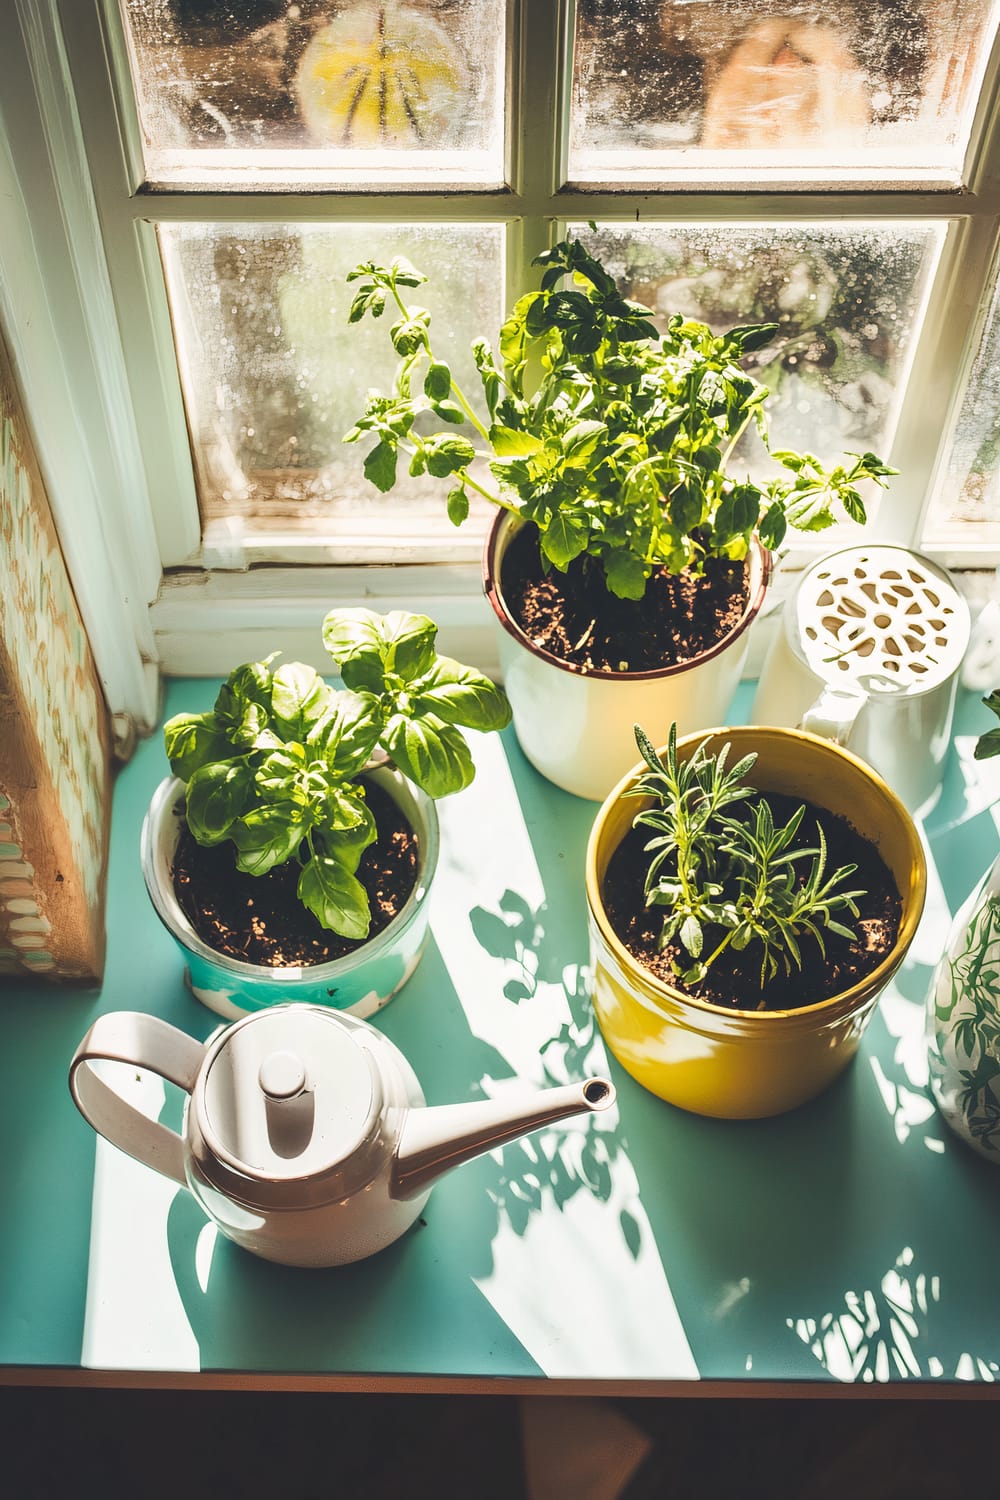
<box><xmin>231</xmin><ymin>804</ymin><xmax>305</xmax><ymax>876</ymax></box>
<box><xmin>322</xmin><ymin>608</ymin><xmax>387</xmax><ymax>693</ymax></box>
<box><xmin>726</xmin><ymin>322</ymin><xmax>778</xmax><ymax>355</ymax></box>
<box><xmin>320</xmin><ymin>792</ymin><xmax>377</xmax><ymax>872</ymax></box>
<box><xmin>230</xmin><ymin>702</ymin><xmax>284</xmax><ymax>753</ymax></box>
<box><xmin>758</xmin><ymin>500</ymin><xmax>788</xmax><ymax>551</ymax></box>
<box><xmin>308</xmin><ymin>689</ymin><xmax>383</xmax><ymax>776</ymax></box>
<box><xmin>974</xmin><ymin>727</ymin><xmax>1000</xmax><ymax>762</ymax></box>
<box><xmin>390</xmin><ymin>315</ymin><xmax>429</xmax><ymax>357</ymax></box>
<box><xmin>602</xmin><ymin>548</ymin><xmax>647</xmax><ymax>600</ymax></box>
<box><xmin>839</xmin><ymin>486</ymin><xmax>867</xmax><ymax>526</ymax></box>
<box><xmin>424</xmin><ymin>434</ymin><xmax>476</xmax><ymax>478</ymax></box>
<box><xmin>255</xmin><ymin>745</ymin><xmax>307</xmax><ymax>800</ymax></box>
<box><xmin>411</xmin><ymin>657</ymin><xmax>511</xmax><ymax>732</ymax></box>
<box><xmin>184</xmin><ymin>761</ymin><xmax>255</xmax><ymax>846</ymax></box>
<box><xmin>271</xmin><ymin>662</ymin><xmax>334</xmax><ymax>741</ymax></box>
<box><xmin>213</xmin><ymin>659</ymin><xmax>273</xmax><ymax>732</ymax></box>
<box><xmin>561</xmin><ymin>419</ymin><xmax>606</xmax><ymax>467</ymax></box>
<box><xmin>424</xmin><ymin>360</ymin><xmax>452</xmax><ymax>402</ymax></box>
<box><xmin>387</xmin><ymin>256</ymin><xmax>426</xmax><ymax>289</ymax></box>
<box><xmin>163</xmin><ymin>712</ymin><xmax>233</xmax><ymax>781</ymax></box>
<box><xmin>489</xmin><ymin>425</ymin><xmax>543</xmax><ymax>457</ymax></box>
<box><xmin>363</xmin><ymin>440</ymin><xmax>398</xmax><ymax>492</ymax></box>
<box><xmin>298</xmin><ymin>855</ymin><xmax>371</xmax><ymax>939</ymax></box>
<box><xmin>381</xmin><ymin>610</ymin><xmax>437</xmax><ymax>681</ymax></box>
<box><xmin>431</xmin><ymin>400</ymin><xmax>466</xmax><ymax>425</ymax></box>
<box><xmin>447</xmin><ymin>485</ymin><xmax>469</xmax><ymax>526</ymax></box>
<box><xmin>714</xmin><ymin>484</ymin><xmax>760</xmax><ymax>545</ymax></box>
<box><xmin>542</xmin><ymin>513</ymin><xmax>588</xmax><ymax>570</ymax></box>
<box><xmin>784</xmin><ymin>487</ymin><xmax>838</xmax><ymax>532</ymax></box>
<box><xmin>383</xmin><ymin>713</ymin><xmax>475</xmax><ymax>798</ymax></box>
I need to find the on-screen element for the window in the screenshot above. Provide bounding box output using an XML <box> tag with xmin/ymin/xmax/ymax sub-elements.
<box><xmin>5</xmin><ymin>1</ymin><xmax>1000</xmax><ymax>704</ymax></box>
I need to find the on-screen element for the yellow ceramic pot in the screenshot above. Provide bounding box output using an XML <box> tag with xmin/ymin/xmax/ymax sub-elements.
<box><xmin>586</xmin><ymin>727</ymin><xmax>927</xmax><ymax>1119</ymax></box>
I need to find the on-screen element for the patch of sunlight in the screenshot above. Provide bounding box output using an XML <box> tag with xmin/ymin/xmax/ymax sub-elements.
<box><xmin>433</xmin><ymin>732</ymin><xmax>698</xmax><ymax>1380</ymax></box>
<box><xmin>195</xmin><ymin>1222</ymin><xmax>218</xmax><ymax>1296</ymax></box>
<box><xmin>81</xmin><ymin>1060</ymin><xmax>200</xmax><ymax>1372</ymax></box>
<box><xmin>869</xmin><ymin>1056</ymin><xmax>939</xmax><ymax>1145</ymax></box>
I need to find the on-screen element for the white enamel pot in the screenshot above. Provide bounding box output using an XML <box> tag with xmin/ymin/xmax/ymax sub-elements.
<box><xmin>483</xmin><ymin>511</ymin><xmax>770</xmax><ymax>801</ymax></box>
<box><xmin>141</xmin><ymin>768</ymin><xmax>438</xmax><ymax>1022</ymax></box>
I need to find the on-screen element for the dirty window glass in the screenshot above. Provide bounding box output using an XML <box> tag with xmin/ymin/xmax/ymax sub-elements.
<box><xmin>923</xmin><ymin>264</ymin><xmax>1000</xmax><ymax>549</ymax></box>
<box><xmin>120</xmin><ymin>0</ymin><xmax>507</xmax><ymax>188</ymax></box>
<box><xmin>570</xmin><ymin>0</ymin><xmax>1000</xmax><ymax>186</ymax></box>
<box><xmin>570</xmin><ymin>222</ymin><xmax>943</xmax><ymax>510</ymax></box>
<box><xmin>158</xmin><ymin>222</ymin><xmax>504</xmax><ymax>531</ymax></box>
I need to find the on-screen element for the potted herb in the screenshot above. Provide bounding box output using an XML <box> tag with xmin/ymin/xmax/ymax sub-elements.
<box><xmin>142</xmin><ymin>607</ymin><xmax>511</xmax><ymax>1020</ymax></box>
<box><xmin>927</xmin><ymin>690</ymin><xmax>1000</xmax><ymax>1158</ymax></box>
<box><xmin>344</xmin><ymin>236</ymin><xmax>895</xmax><ymax>799</ymax></box>
<box><xmin>586</xmin><ymin>723</ymin><xmax>926</xmax><ymax>1118</ymax></box>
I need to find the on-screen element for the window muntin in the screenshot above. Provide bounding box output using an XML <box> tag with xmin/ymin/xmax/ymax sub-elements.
<box><xmin>119</xmin><ymin>0</ymin><xmax>509</xmax><ymax>189</ymax></box>
<box><xmin>569</xmin><ymin>0</ymin><xmax>1000</xmax><ymax>188</ymax></box>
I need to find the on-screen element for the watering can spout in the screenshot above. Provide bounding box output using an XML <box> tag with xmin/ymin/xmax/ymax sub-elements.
<box><xmin>391</xmin><ymin>1076</ymin><xmax>616</xmax><ymax>1201</ymax></box>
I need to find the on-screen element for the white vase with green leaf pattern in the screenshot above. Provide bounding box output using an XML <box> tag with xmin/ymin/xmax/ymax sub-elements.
<box><xmin>927</xmin><ymin>853</ymin><xmax>1000</xmax><ymax>1159</ymax></box>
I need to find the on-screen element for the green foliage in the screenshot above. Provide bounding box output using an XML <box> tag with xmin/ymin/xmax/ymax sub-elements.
<box><xmin>627</xmin><ymin>725</ymin><xmax>865</xmax><ymax>993</ymax></box>
<box><xmin>974</xmin><ymin>690</ymin><xmax>1000</xmax><ymax>761</ymax></box>
<box><xmin>163</xmin><ymin>609</ymin><xmax>511</xmax><ymax>940</ymax></box>
<box><xmin>344</xmin><ymin>240</ymin><xmax>896</xmax><ymax>599</ymax></box>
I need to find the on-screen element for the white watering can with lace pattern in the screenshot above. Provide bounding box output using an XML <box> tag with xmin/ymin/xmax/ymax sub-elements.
<box><xmin>751</xmin><ymin>545</ymin><xmax>969</xmax><ymax>813</ymax></box>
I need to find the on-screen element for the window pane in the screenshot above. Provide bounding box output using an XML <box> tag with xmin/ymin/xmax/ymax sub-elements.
<box><xmin>120</xmin><ymin>1</ymin><xmax>507</xmax><ymax>188</ymax></box>
<box><xmin>570</xmin><ymin>0</ymin><xmax>1000</xmax><ymax>187</ymax></box>
<box><xmin>569</xmin><ymin>222</ymin><xmax>942</xmax><ymax>516</ymax></box>
<box><xmin>158</xmin><ymin>222</ymin><xmax>504</xmax><ymax>543</ymax></box>
<box><xmin>923</xmin><ymin>262</ymin><xmax>1000</xmax><ymax>550</ymax></box>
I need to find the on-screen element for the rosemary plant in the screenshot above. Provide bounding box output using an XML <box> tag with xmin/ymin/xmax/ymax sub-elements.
<box><xmin>629</xmin><ymin>725</ymin><xmax>865</xmax><ymax>992</ymax></box>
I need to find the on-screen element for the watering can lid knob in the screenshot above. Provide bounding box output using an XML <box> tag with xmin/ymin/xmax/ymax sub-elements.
<box><xmin>259</xmin><ymin>1050</ymin><xmax>309</xmax><ymax>1101</ymax></box>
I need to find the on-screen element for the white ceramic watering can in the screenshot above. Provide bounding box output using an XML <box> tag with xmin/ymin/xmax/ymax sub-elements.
<box><xmin>69</xmin><ymin>1004</ymin><xmax>615</xmax><ymax>1267</ymax></box>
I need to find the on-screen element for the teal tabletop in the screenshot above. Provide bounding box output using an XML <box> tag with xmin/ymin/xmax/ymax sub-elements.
<box><xmin>4</xmin><ymin>682</ymin><xmax>1000</xmax><ymax>1392</ymax></box>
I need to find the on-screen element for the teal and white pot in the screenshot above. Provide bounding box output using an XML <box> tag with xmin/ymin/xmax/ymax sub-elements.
<box><xmin>927</xmin><ymin>851</ymin><xmax>1000</xmax><ymax>1159</ymax></box>
<box><xmin>141</xmin><ymin>771</ymin><xmax>438</xmax><ymax>1023</ymax></box>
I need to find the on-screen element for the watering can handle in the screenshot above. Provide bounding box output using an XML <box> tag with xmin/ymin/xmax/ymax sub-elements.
<box><xmin>69</xmin><ymin>1012</ymin><xmax>204</xmax><ymax>1188</ymax></box>
<box><xmin>799</xmin><ymin>685</ymin><xmax>867</xmax><ymax>746</ymax></box>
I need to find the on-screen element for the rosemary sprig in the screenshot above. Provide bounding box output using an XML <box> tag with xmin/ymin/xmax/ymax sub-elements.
<box><xmin>628</xmin><ymin>725</ymin><xmax>865</xmax><ymax>993</ymax></box>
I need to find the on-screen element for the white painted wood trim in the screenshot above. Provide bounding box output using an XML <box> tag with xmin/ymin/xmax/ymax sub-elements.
<box><xmin>0</xmin><ymin>1</ymin><xmax>162</xmax><ymax>728</ymax></box>
<box><xmin>150</xmin><ymin>564</ymin><xmax>500</xmax><ymax>679</ymax></box>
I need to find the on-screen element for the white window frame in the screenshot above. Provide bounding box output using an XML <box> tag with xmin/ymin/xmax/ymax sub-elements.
<box><xmin>4</xmin><ymin>0</ymin><xmax>1000</xmax><ymax>713</ymax></box>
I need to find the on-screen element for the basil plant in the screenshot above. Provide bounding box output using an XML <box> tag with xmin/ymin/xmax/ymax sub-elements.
<box><xmin>344</xmin><ymin>236</ymin><xmax>895</xmax><ymax>599</ymax></box>
<box><xmin>163</xmin><ymin>608</ymin><xmax>511</xmax><ymax>940</ymax></box>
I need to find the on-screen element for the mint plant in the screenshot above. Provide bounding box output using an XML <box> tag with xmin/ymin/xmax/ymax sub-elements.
<box><xmin>628</xmin><ymin>725</ymin><xmax>865</xmax><ymax>991</ymax></box>
<box><xmin>344</xmin><ymin>237</ymin><xmax>896</xmax><ymax>600</ymax></box>
<box><xmin>163</xmin><ymin>608</ymin><xmax>511</xmax><ymax>941</ymax></box>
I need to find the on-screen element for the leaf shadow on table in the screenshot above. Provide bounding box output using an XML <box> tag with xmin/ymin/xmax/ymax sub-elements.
<box><xmin>466</xmin><ymin>864</ymin><xmax>1000</xmax><ymax>1385</ymax></box>
<box><xmin>467</xmin><ymin>888</ymin><xmax>643</xmax><ymax>1252</ymax></box>
<box><xmin>610</xmin><ymin>996</ymin><xmax>1000</xmax><ymax>1384</ymax></box>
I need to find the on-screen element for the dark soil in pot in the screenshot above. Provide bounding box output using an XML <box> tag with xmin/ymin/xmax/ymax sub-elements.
<box><xmin>602</xmin><ymin>790</ymin><xmax>902</xmax><ymax>1012</ymax></box>
<box><xmin>500</xmin><ymin>523</ymin><xmax>752</xmax><ymax>673</ymax></box>
<box><xmin>171</xmin><ymin>779</ymin><xmax>419</xmax><ymax>967</ymax></box>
